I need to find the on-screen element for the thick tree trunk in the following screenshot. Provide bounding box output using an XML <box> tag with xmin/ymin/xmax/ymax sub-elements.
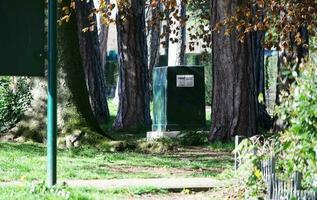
<box><xmin>75</xmin><ymin>0</ymin><xmax>110</xmax><ymax>124</ymax></box>
<box><xmin>114</xmin><ymin>1</ymin><xmax>151</xmax><ymax>130</ymax></box>
<box><xmin>209</xmin><ymin>0</ymin><xmax>257</xmax><ymax>141</ymax></box>
<box><xmin>59</xmin><ymin>0</ymin><xmax>111</xmax><ymax>137</ymax></box>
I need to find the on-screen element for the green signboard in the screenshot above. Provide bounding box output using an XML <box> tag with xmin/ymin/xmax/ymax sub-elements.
<box><xmin>0</xmin><ymin>1</ymin><xmax>45</xmax><ymax>76</ymax></box>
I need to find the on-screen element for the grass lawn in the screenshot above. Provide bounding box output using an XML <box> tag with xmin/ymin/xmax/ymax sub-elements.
<box><xmin>0</xmin><ymin>141</ymin><xmax>234</xmax><ymax>199</ymax></box>
<box><xmin>0</xmin><ymin>142</ymin><xmax>233</xmax><ymax>182</ymax></box>
<box><xmin>0</xmin><ymin>100</ymin><xmax>232</xmax><ymax>199</ymax></box>
<box><xmin>0</xmin><ymin>184</ymin><xmax>170</xmax><ymax>200</ymax></box>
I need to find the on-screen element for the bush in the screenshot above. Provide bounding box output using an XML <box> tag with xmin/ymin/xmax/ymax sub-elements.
<box><xmin>275</xmin><ymin>62</ymin><xmax>317</xmax><ymax>187</ymax></box>
<box><xmin>0</xmin><ymin>77</ymin><xmax>31</xmax><ymax>132</ymax></box>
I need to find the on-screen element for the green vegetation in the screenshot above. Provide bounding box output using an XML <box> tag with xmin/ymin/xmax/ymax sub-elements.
<box><xmin>0</xmin><ymin>183</ymin><xmax>167</xmax><ymax>200</ymax></box>
<box><xmin>0</xmin><ymin>77</ymin><xmax>31</xmax><ymax>132</ymax></box>
<box><xmin>0</xmin><ymin>141</ymin><xmax>233</xmax><ymax>182</ymax></box>
<box><xmin>275</xmin><ymin>62</ymin><xmax>317</xmax><ymax>187</ymax></box>
<box><xmin>236</xmin><ymin>60</ymin><xmax>317</xmax><ymax>198</ymax></box>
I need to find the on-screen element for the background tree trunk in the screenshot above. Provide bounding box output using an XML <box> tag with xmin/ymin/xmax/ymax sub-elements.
<box><xmin>59</xmin><ymin>0</ymin><xmax>111</xmax><ymax>137</ymax></box>
<box><xmin>146</xmin><ymin>0</ymin><xmax>161</xmax><ymax>72</ymax></box>
<box><xmin>97</xmin><ymin>0</ymin><xmax>110</xmax><ymax>73</ymax></box>
<box><xmin>168</xmin><ymin>0</ymin><xmax>186</xmax><ymax>66</ymax></box>
<box><xmin>114</xmin><ymin>1</ymin><xmax>151</xmax><ymax>130</ymax></box>
<box><xmin>276</xmin><ymin>27</ymin><xmax>309</xmax><ymax>104</ymax></box>
<box><xmin>175</xmin><ymin>0</ymin><xmax>186</xmax><ymax>65</ymax></box>
<box><xmin>99</xmin><ymin>14</ymin><xmax>109</xmax><ymax>72</ymax></box>
<box><xmin>75</xmin><ymin>0</ymin><xmax>110</xmax><ymax>124</ymax></box>
<box><xmin>209</xmin><ymin>0</ymin><xmax>257</xmax><ymax>141</ymax></box>
<box><xmin>146</xmin><ymin>0</ymin><xmax>161</xmax><ymax>96</ymax></box>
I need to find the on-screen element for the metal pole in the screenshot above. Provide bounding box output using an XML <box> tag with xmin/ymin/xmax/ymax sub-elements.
<box><xmin>47</xmin><ymin>0</ymin><xmax>57</xmax><ymax>187</ymax></box>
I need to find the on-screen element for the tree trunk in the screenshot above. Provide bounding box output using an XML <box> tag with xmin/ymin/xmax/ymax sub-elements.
<box><xmin>276</xmin><ymin>27</ymin><xmax>309</xmax><ymax>104</ymax></box>
<box><xmin>97</xmin><ymin>0</ymin><xmax>109</xmax><ymax>71</ymax></box>
<box><xmin>75</xmin><ymin>0</ymin><xmax>110</xmax><ymax>124</ymax></box>
<box><xmin>114</xmin><ymin>1</ymin><xmax>151</xmax><ymax>130</ymax></box>
<box><xmin>175</xmin><ymin>0</ymin><xmax>186</xmax><ymax>65</ymax></box>
<box><xmin>250</xmin><ymin>5</ymin><xmax>273</xmax><ymax>130</ymax></box>
<box><xmin>3</xmin><ymin>0</ymin><xmax>112</xmax><ymax>141</ymax></box>
<box><xmin>209</xmin><ymin>0</ymin><xmax>257</xmax><ymax>141</ymax></box>
<box><xmin>58</xmin><ymin>0</ymin><xmax>109</xmax><ymax>137</ymax></box>
<box><xmin>146</xmin><ymin>0</ymin><xmax>161</xmax><ymax>97</ymax></box>
<box><xmin>168</xmin><ymin>0</ymin><xmax>186</xmax><ymax>66</ymax></box>
<box><xmin>146</xmin><ymin>0</ymin><xmax>161</xmax><ymax>72</ymax></box>
<box><xmin>163</xmin><ymin>7</ymin><xmax>170</xmax><ymax>61</ymax></box>
<box><xmin>99</xmin><ymin>14</ymin><xmax>109</xmax><ymax>72</ymax></box>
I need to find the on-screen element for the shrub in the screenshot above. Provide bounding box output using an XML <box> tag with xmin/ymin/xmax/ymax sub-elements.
<box><xmin>275</xmin><ymin>62</ymin><xmax>317</xmax><ymax>187</ymax></box>
<box><xmin>0</xmin><ymin>77</ymin><xmax>31</xmax><ymax>132</ymax></box>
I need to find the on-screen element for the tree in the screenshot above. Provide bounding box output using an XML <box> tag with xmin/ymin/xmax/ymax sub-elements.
<box><xmin>146</xmin><ymin>0</ymin><xmax>161</xmax><ymax>73</ymax></box>
<box><xmin>209</xmin><ymin>0</ymin><xmax>257</xmax><ymax>141</ymax></box>
<box><xmin>98</xmin><ymin>2</ymin><xmax>110</xmax><ymax>72</ymax></box>
<box><xmin>114</xmin><ymin>1</ymin><xmax>151</xmax><ymax>130</ymax></box>
<box><xmin>276</xmin><ymin>27</ymin><xmax>309</xmax><ymax>104</ymax></box>
<box><xmin>74</xmin><ymin>0</ymin><xmax>110</xmax><ymax>124</ymax></box>
<box><xmin>5</xmin><ymin>0</ymin><xmax>112</xmax><ymax>141</ymax></box>
<box><xmin>174</xmin><ymin>0</ymin><xmax>186</xmax><ymax>65</ymax></box>
<box><xmin>168</xmin><ymin>0</ymin><xmax>186</xmax><ymax>65</ymax></box>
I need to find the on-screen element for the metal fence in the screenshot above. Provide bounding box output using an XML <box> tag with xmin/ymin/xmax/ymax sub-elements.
<box><xmin>235</xmin><ymin>136</ymin><xmax>317</xmax><ymax>200</ymax></box>
<box><xmin>260</xmin><ymin>158</ymin><xmax>317</xmax><ymax>200</ymax></box>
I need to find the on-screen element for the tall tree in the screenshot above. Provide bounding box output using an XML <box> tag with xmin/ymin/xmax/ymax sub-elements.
<box><xmin>99</xmin><ymin>7</ymin><xmax>109</xmax><ymax>72</ymax></box>
<box><xmin>209</xmin><ymin>0</ymin><xmax>257</xmax><ymax>141</ymax></box>
<box><xmin>114</xmin><ymin>0</ymin><xmax>151</xmax><ymax>130</ymax></box>
<box><xmin>74</xmin><ymin>0</ymin><xmax>110</xmax><ymax>124</ymax></box>
<box><xmin>146</xmin><ymin>0</ymin><xmax>161</xmax><ymax>72</ymax></box>
<box><xmin>168</xmin><ymin>0</ymin><xmax>186</xmax><ymax>65</ymax></box>
<box><xmin>174</xmin><ymin>0</ymin><xmax>186</xmax><ymax>65</ymax></box>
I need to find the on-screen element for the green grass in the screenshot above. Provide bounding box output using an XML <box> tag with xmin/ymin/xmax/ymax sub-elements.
<box><xmin>0</xmin><ymin>142</ymin><xmax>233</xmax><ymax>182</ymax></box>
<box><xmin>0</xmin><ymin>184</ymin><xmax>167</xmax><ymax>200</ymax></box>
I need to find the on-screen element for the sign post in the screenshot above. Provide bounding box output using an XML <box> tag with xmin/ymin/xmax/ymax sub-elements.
<box><xmin>0</xmin><ymin>1</ymin><xmax>58</xmax><ymax>187</ymax></box>
<box><xmin>47</xmin><ymin>0</ymin><xmax>58</xmax><ymax>187</ymax></box>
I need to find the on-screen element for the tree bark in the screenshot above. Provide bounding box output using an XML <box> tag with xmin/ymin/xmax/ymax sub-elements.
<box><xmin>75</xmin><ymin>0</ymin><xmax>110</xmax><ymax>124</ymax></box>
<box><xmin>175</xmin><ymin>0</ymin><xmax>186</xmax><ymax>65</ymax></box>
<box><xmin>114</xmin><ymin>1</ymin><xmax>151</xmax><ymax>130</ymax></box>
<box><xmin>250</xmin><ymin>4</ymin><xmax>273</xmax><ymax>130</ymax></box>
<box><xmin>168</xmin><ymin>0</ymin><xmax>186</xmax><ymax>66</ymax></box>
<box><xmin>146</xmin><ymin>0</ymin><xmax>161</xmax><ymax>72</ymax></box>
<box><xmin>146</xmin><ymin>0</ymin><xmax>161</xmax><ymax>96</ymax></box>
<box><xmin>98</xmin><ymin>0</ymin><xmax>109</xmax><ymax>71</ymax></box>
<box><xmin>209</xmin><ymin>0</ymin><xmax>257</xmax><ymax>141</ymax></box>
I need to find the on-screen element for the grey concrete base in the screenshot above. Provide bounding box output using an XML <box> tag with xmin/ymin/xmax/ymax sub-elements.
<box><xmin>146</xmin><ymin>131</ymin><xmax>181</xmax><ymax>141</ymax></box>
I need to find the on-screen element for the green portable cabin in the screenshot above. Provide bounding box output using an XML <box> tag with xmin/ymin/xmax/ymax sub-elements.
<box><xmin>152</xmin><ymin>66</ymin><xmax>206</xmax><ymax>131</ymax></box>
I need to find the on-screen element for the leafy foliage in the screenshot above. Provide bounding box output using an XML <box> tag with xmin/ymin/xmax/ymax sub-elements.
<box><xmin>237</xmin><ymin>61</ymin><xmax>317</xmax><ymax>197</ymax></box>
<box><xmin>275</xmin><ymin>62</ymin><xmax>317</xmax><ymax>188</ymax></box>
<box><xmin>0</xmin><ymin>77</ymin><xmax>31</xmax><ymax>132</ymax></box>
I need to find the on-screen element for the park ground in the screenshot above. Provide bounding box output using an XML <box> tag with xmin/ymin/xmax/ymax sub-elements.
<box><xmin>0</xmin><ymin>100</ymin><xmax>240</xmax><ymax>199</ymax></box>
<box><xmin>0</xmin><ymin>141</ymin><xmax>238</xmax><ymax>199</ymax></box>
